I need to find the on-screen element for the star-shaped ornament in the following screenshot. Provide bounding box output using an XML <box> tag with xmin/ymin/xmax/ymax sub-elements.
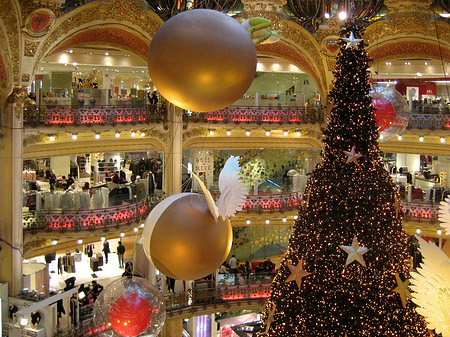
<box><xmin>342</xmin><ymin>31</ymin><xmax>363</xmax><ymax>50</ymax></box>
<box><xmin>285</xmin><ymin>258</ymin><xmax>311</xmax><ymax>289</ymax></box>
<box><xmin>393</xmin><ymin>272</ymin><xmax>412</xmax><ymax>308</ymax></box>
<box><xmin>344</xmin><ymin>146</ymin><xmax>363</xmax><ymax>165</ymax></box>
<box><xmin>264</xmin><ymin>305</ymin><xmax>276</xmax><ymax>334</ymax></box>
<box><xmin>339</xmin><ymin>236</ymin><xmax>369</xmax><ymax>267</ymax></box>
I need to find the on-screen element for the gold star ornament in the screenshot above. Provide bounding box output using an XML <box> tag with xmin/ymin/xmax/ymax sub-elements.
<box><xmin>339</xmin><ymin>236</ymin><xmax>369</xmax><ymax>267</ymax></box>
<box><xmin>342</xmin><ymin>31</ymin><xmax>363</xmax><ymax>50</ymax></box>
<box><xmin>264</xmin><ymin>305</ymin><xmax>276</xmax><ymax>334</ymax></box>
<box><xmin>344</xmin><ymin>146</ymin><xmax>363</xmax><ymax>165</ymax></box>
<box><xmin>393</xmin><ymin>272</ymin><xmax>412</xmax><ymax>308</ymax></box>
<box><xmin>285</xmin><ymin>258</ymin><xmax>311</xmax><ymax>289</ymax></box>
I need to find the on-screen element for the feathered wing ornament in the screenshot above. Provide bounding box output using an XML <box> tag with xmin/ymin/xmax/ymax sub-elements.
<box><xmin>410</xmin><ymin>235</ymin><xmax>450</xmax><ymax>337</ymax></box>
<box><xmin>438</xmin><ymin>197</ymin><xmax>450</xmax><ymax>235</ymax></box>
<box><xmin>216</xmin><ymin>156</ymin><xmax>247</xmax><ymax>220</ymax></box>
<box><xmin>191</xmin><ymin>171</ymin><xmax>219</xmax><ymax>220</ymax></box>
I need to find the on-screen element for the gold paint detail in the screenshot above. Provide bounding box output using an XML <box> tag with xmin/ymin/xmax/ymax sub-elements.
<box><xmin>24</xmin><ymin>40</ymin><xmax>40</xmax><ymax>57</ymax></box>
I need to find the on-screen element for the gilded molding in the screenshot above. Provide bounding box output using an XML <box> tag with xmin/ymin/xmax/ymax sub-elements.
<box><xmin>6</xmin><ymin>87</ymin><xmax>28</xmax><ymax>119</ymax></box>
<box><xmin>0</xmin><ymin>0</ymin><xmax>21</xmax><ymax>82</ymax></box>
<box><xmin>21</xmin><ymin>73</ymin><xmax>30</xmax><ymax>82</ymax></box>
<box><xmin>23</xmin><ymin>134</ymin><xmax>46</xmax><ymax>147</ymax></box>
<box><xmin>24</xmin><ymin>40</ymin><xmax>40</xmax><ymax>57</ymax></box>
<box><xmin>183</xmin><ymin>128</ymin><xmax>209</xmax><ymax>142</ymax></box>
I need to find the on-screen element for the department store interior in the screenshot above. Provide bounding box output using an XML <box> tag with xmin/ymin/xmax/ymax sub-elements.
<box><xmin>2</xmin><ymin>0</ymin><xmax>450</xmax><ymax>336</ymax></box>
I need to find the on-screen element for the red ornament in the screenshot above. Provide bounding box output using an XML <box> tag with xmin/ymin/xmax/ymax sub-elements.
<box><xmin>371</xmin><ymin>97</ymin><xmax>396</xmax><ymax>132</ymax></box>
<box><xmin>109</xmin><ymin>293</ymin><xmax>153</xmax><ymax>337</ymax></box>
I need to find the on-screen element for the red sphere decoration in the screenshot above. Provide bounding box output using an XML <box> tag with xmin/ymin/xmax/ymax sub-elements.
<box><xmin>109</xmin><ymin>293</ymin><xmax>153</xmax><ymax>337</ymax></box>
<box><xmin>371</xmin><ymin>97</ymin><xmax>396</xmax><ymax>132</ymax></box>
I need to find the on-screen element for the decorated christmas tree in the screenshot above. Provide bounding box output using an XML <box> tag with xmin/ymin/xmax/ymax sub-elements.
<box><xmin>258</xmin><ymin>22</ymin><xmax>432</xmax><ymax>337</ymax></box>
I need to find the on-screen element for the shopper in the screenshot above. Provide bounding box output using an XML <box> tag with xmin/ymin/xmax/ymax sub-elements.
<box><xmin>117</xmin><ymin>241</ymin><xmax>125</xmax><ymax>268</ymax></box>
<box><xmin>49</xmin><ymin>171</ymin><xmax>57</xmax><ymax>192</ymax></box>
<box><xmin>112</xmin><ymin>171</ymin><xmax>120</xmax><ymax>185</ymax></box>
<box><xmin>66</xmin><ymin>174</ymin><xmax>75</xmax><ymax>188</ymax></box>
<box><xmin>102</xmin><ymin>240</ymin><xmax>110</xmax><ymax>264</ymax></box>
<box><xmin>150</xmin><ymin>91</ymin><xmax>158</xmax><ymax>105</ymax></box>
<box><xmin>88</xmin><ymin>280</ymin><xmax>103</xmax><ymax>300</ymax></box>
<box><xmin>229</xmin><ymin>255</ymin><xmax>237</xmax><ymax>273</ymax></box>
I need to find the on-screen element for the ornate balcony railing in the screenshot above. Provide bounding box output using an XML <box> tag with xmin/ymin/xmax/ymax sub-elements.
<box><xmin>23</xmin><ymin>105</ymin><xmax>167</xmax><ymax>127</ymax></box>
<box><xmin>22</xmin><ymin>193</ymin><xmax>165</xmax><ymax>233</ymax></box>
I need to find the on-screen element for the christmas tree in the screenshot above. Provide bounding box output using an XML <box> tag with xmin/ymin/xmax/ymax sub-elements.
<box><xmin>258</xmin><ymin>22</ymin><xmax>431</xmax><ymax>337</ymax></box>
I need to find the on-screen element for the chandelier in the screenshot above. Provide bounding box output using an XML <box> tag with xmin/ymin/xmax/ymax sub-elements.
<box><xmin>285</xmin><ymin>0</ymin><xmax>384</xmax><ymax>31</ymax></box>
<box><xmin>146</xmin><ymin>0</ymin><xmax>242</xmax><ymax>21</ymax></box>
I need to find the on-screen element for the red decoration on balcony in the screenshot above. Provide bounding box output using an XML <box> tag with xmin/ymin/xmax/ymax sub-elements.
<box><xmin>109</xmin><ymin>293</ymin><xmax>153</xmax><ymax>337</ymax></box>
<box><xmin>371</xmin><ymin>97</ymin><xmax>396</xmax><ymax>132</ymax></box>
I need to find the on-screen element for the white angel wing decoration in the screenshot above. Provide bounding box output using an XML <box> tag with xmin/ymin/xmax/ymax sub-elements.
<box><xmin>191</xmin><ymin>171</ymin><xmax>219</xmax><ymax>220</ymax></box>
<box><xmin>410</xmin><ymin>235</ymin><xmax>450</xmax><ymax>337</ymax></box>
<box><xmin>216</xmin><ymin>156</ymin><xmax>247</xmax><ymax>220</ymax></box>
<box><xmin>438</xmin><ymin>197</ymin><xmax>450</xmax><ymax>235</ymax></box>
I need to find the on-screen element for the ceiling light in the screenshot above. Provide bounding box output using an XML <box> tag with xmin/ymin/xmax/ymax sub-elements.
<box><xmin>51</xmin><ymin>240</ymin><xmax>58</xmax><ymax>245</ymax></box>
<box><xmin>437</xmin><ymin>229</ymin><xmax>442</xmax><ymax>235</ymax></box>
<box><xmin>246</xmin><ymin>220</ymin><xmax>251</xmax><ymax>225</ymax></box>
<box><xmin>425</xmin><ymin>61</ymin><xmax>429</xmax><ymax>65</ymax></box>
<box><xmin>419</xmin><ymin>136</ymin><xmax>424</xmax><ymax>142</ymax></box>
<box><xmin>441</xmin><ymin>137</ymin><xmax>446</xmax><ymax>143</ymax></box>
<box><xmin>417</xmin><ymin>72</ymin><xmax>422</xmax><ymax>77</ymax></box>
<box><xmin>296</xmin><ymin>131</ymin><xmax>301</xmax><ymax>136</ymax></box>
<box><xmin>68</xmin><ymin>49</ymin><xmax>73</xmax><ymax>54</ymax></box>
<box><xmin>133</xmin><ymin>228</ymin><xmax>138</xmax><ymax>233</ymax></box>
<box><xmin>140</xmin><ymin>131</ymin><xmax>146</xmax><ymax>137</ymax></box>
<box><xmin>226</xmin><ymin>130</ymin><xmax>231</xmax><ymax>136</ymax></box>
<box><xmin>379</xmin><ymin>134</ymin><xmax>384</xmax><ymax>140</ymax></box>
<box><xmin>100</xmin><ymin>237</ymin><xmax>105</xmax><ymax>242</ymax></box>
<box><xmin>77</xmin><ymin>239</ymin><xmax>83</xmax><ymax>244</ymax></box>
<box><xmin>94</xmin><ymin>133</ymin><xmax>100</xmax><ymax>139</ymax></box>
<box><xmin>283</xmin><ymin>131</ymin><xmax>288</xmax><ymax>136</ymax></box>
<box><xmin>416</xmin><ymin>228</ymin><xmax>421</xmax><ymax>234</ymax></box>
<box><xmin>397</xmin><ymin>135</ymin><xmax>402</xmax><ymax>141</ymax></box>
<box><xmin>293</xmin><ymin>215</ymin><xmax>299</xmax><ymax>220</ymax></box>
<box><xmin>265</xmin><ymin>131</ymin><xmax>271</xmax><ymax>136</ymax></box>
<box><xmin>265</xmin><ymin>219</ymin><xmax>270</xmax><ymax>224</ymax></box>
<box><xmin>104</xmin><ymin>52</ymin><xmax>109</xmax><ymax>56</ymax></box>
<box><xmin>246</xmin><ymin>130</ymin><xmax>251</xmax><ymax>136</ymax></box>
<box><xmin>209</xmin><ymin>130</ymin><xmax>214</xmax><ymax>135</ymax></box>
<box><xmin>324</xmin><ymin>12</ymin><xmax>330</xmax><ymax>19</ymax></box>
<box><xmin>71</xmin><ymin>134</ymin><xmax>77</xmax><ymax>140</ymax></box>
<box><xmin>338</xmin><ymin>11</ymin><xmax>347</xmax><ymax>20</ymax></box>
<box><xmin>282</xmin><ymin>218</ymin><xmax>287</xmax><ymax>223</ymax></box>
<box><xmin>120</xmin><ymin>233</ymin><xmax>125</xmax><ymax>238</ymax></box>
<box><xmin>49</xmin><ymin>135</ymin><xmax>55</xmax><ymax>141</ymax></box>
<box><xmin>140</xmin><ymin>223</ymin><xmax>145</xmax><ymax>228</ymax></box>
<box><xmin>115</xmin><ymin>132</ymin><xmax>120</xmax><ymax>138</ymax></box>
<box><xmin>131</xmin><ymin>131</ymin><xmax>136</xmax><ymax>137</ymax></box>
<box><xmin>72</xmin><ymin>62</ymin><xmax>77</xmax><ymax>66</ymax></box>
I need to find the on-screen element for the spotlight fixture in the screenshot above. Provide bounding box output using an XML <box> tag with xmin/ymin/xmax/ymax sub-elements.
<box><xmin>441</xmin><ymin>137</ymin><xmax>446</xmax><ymax>143</ymax></box>
<box><xmin>419</xmin><ymin>136</ymin><xmax>424</xmax><ymax>142</ymax></box>
<box><xmin>416</xmin><ymin>228</ymin><xmax>421</xmax><ymax>234</ymax></box>
<box><xmin>104</xmin><ymin>52</ymin><xmax>109</xmax><ymax>56</ymax></box>
<box><xmin>19</xmin><ymin>318</ymin><xmax>28</xmax><ymax>327</ymax></box>
<box><xmin>77</xmin><ymin>239</ymin><xmax>83</xmax><ymax>244</ymax></box>
<box><xmin>133</xmin><ymin>227</ymin><xmax>138</xmax><ymax>233</ymax></box>
<box><xmin>397</xmin><ymin>135</ymin><xmax>402</xmax><ymax>141</ymax></box>
<box><xmin>94</xmin><ymin>133</ymin><xmax>100</xmax><ymax>139</ymax></box>
<box><xmin>246</xmin><ymin>220</ymin><xmax>251</xmax><ymax>225</ymax></box>
<box><xmin>209</xmin><ymin>130</ymin><xmax>214</xmax><ymax>135</ymax></box>
<box><xmin>140</xmin><ymin>131</ymin><xmax>146</xmax><ymax>137</ymax></box>
<box><xmin>71</xmin><ymin>134</ymin><xmax>78</xmax><ymax>140</ymax></box>
<box><xmin>283</xmin><ymin>131</ymin><xmax>288</xmax><ymax>136</ymax></box>
<box><xmin>131</xmin><ymin>131</ymin><xmax>136</xmax><ymax>137</ymax></box>
<box><xmin>437</xmin><ymin>229</ymin><xmax>442</xmax><ymax>236</ymax></box>
<box><xmin>120</xmin><ymin>233</ymin><xmax>125</xmax><ymax>238</ymax></box>
<box><xmin>265</xmin><ymin>219</ymin><xmax>270</xmax><ymax>224</ymax></box>
<box><xmin>296</xmin><ymin>131</ymin><xmax>301</xmax><ymax>136</ymax></box>
<box><xmin>115</xmin><ymin>132</ymin><xmax>120</xmax><ymax>138</ymax></box>
<box><xmin>246</xmin><ymin>130</ymin><xmax>251</xmax><ymax>136</ymax></box>
<box><xmin>226</xmin><ymin>130</ymin><xmax>231</xmax><ymax>136</ymax></box>
<box><xmin>51</xmin><ymin>240</ymin><xmax>58</xmax><ymax>246</ymax></box>
<box><xmin>49</xmin><ymin>135</ymin><xmax>55</xmax><ymax>141</ymax></box>
<box><xmin>282</xmin><ymin>218</ymin><xmax>287</xmax><ymax>223</ymax></box>
<box><xmin>265</xmin><ymin>131</ymin><xmax>271</xmax><ymax>136</ymax></box>
<box><xmin>68</xmin><ymin>49</ymin><xmax>73</xmax><ymax>54</ymax></box>
<box><xmin>140</xmin><ymin>223</ymin><xmax>145</xmax><ymax>228</ymax></box>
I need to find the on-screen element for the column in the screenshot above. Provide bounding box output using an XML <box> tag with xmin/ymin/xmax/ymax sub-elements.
<box><xmin>0</xmin><ymin>89</ymin><xmax>26</xmax><ymax>296</ymax></box>
<box><xmin>163</xmin><ymin>104</ymin><xmax>183</xmax><ymax>196</ymax></box>
<box><xmin>161</xmin><ymin>318</ymin><xmax>184</xmax><ymax>337</ymax></box>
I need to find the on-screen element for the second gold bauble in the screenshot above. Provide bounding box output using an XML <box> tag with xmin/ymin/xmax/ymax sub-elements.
<box><xmin>147</xmin><ymin>9</ymin><xmax>257</xmax><ymax>112</ymax></box>
<box><xmin>142</xmin><ymin>193</ymin><xmax>232</xmax><ymax>280</ymax></box>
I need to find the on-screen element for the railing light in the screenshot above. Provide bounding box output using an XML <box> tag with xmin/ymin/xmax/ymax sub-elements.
<box><xmin>246</xmin><ymin>130</ymin><xmax>251</xmax><ymax>136</ymax></box>
<box><xmin>52</xmin><ymin>240</ymin><xmax>58</xmax><ymax>245</ymax></box>
<box><xmin>441</xmin><ymin>137</ymin><xmax>445</xmax><ymax>143</ymax></box>
<box><xmin>397</xmin><ymin>135</ymin><xmax>402</xmax><ymax>141</ymax></box>
<box><xmin>282</xmin><ymin>218</ymin><xmax>287</xmax><ymax>223</ymax></box>
<box><xmin>115</xmin><ymin>132</ymin><xmax>120</xmax><ymax>138</ymax></box>
<box><xmin>265</xmin><ymin>131</ymin><xmax>271</xmax><ymax>136</ymax></box>
<box><xmin>49</xmin><ymin>135</ymin><xmax>55</xmax><ymax>141</ymax></box>
<box><xmin>71</xmin><ymin>134</ymin><xmax>77</xmax><ymax>140</ymax></box>
<box><xmin>133</xmin><ymin>227</ymin><xmax>138</xmax><ymax>232</ymax></box>
<box><xmin>131</xmin><ymin>131</ymin><xmax>136</xmax><ymax>137</ymax></box>
<box><xmin>140</xmin><ymin>131</ymin><xmax>146</xmax><ymax>137</ymax></box>
<box><xmin>120</xmin><ymin>232</ymin><xmax>125</xmax><ymax>238</ymax></box>
<box><xmin>293</xmin><ymin>215</ymin><xmax>298</xmax><ymax>220</ymax></box>
<box><xmin>437</xmin><ymin>229</ymin><xmax>442</xmax><ymax>235</ymax></box>
<box><xmin>95</xmin><ymin>133</ymin><xmax>100</xmax><ymax>139</ymax></box>
<box><xmin>209</xmin><ymin>130</ymin><xmax>214</xmax><ymax>135</ymax></box>
<box><xmin>246</xmin><ymin>220</ymin><xmax>251</xmax><ymax>225</ymax></box>
<box><xmin>226</xmin><ymin>130</ymin><xmax>231</xmax><ymax>136</ymax></box>
<box><xmin>416</xmin><ymin>228</ymin><xmax>421</xmax><ymax>234</ymax></box>
<box><xmin>140</xmin><ymin>223</ymin><xmax>145</xmax><ymax>228</ymax></box>
<box><xmin>265</xmin><ymin>219</ymin><xmax>270</xmax><ymax>224</ymax></box>
<box><xmin>77</xmin><ymin>239</ymin><xmax>83</xmax><ymax>244</ymax></box>
<box><xmin>296</xmin><ymin>131</ymin><xmax>301</xmax><ymax>136</ymax></box>
<box><xmin>100</xmin><ymin>237</ymin><xmax>106</xmax><ymax>242</ymax></box>
<box><xmin>419</xmin><ymin>136</ymin><xmax>424</xmax><ymax>142</ymax></box>
<box><xmin>283</xmin><ymin>131</ymin><xmax>288</xmax><ymax>136</ymax></box>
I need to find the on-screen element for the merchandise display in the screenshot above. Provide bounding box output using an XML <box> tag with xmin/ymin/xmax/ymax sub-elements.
<box><xmin>147</xmin><ymin>9</ymin><xmax>257</xmax><ymax>112</ymax></box>
<box><xmin>93</xmin><ymin>277</ymin><xmax>166</xmax><ymax>337</ymax></box>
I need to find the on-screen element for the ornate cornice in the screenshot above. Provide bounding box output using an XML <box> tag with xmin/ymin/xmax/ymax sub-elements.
<box><xmin>6</xmin><ymin>86</ymin><xmax>28</xmax><ymax>119</ymax></box>
<box><xmin>23</xmin><ymin>134</ymin><xmax>46</xmax><ymax>147</ymax></box>
<box><xmin>0</xmin><ymin>0</ymin><xmax>21</xmax><ymax>83</ymax></box>
<box><xmin>183</xmin><ymin>127</ymin><xmax>209</xmax><ymax>142</ymax></box>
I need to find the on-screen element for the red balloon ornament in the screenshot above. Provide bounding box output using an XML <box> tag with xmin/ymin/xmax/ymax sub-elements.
<box><xmin>109</xmin><ymin>293</ymin><xmax>152</xmax><ymax>337</ymax></box>
<box><xmin>371</xmin><ymin>97</ymin><xmax>396</xmax><ymax>132</ymax></box>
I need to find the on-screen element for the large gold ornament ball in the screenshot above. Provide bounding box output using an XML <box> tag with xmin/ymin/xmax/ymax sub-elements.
<box><xmin>142</xmin><ymin>193</ymin><xmax>232</xmax><ymax>280</ymax></box>
<box><xmin>147</xmin><ymin>9</ymin><xmax>257</xmax><ymax>112</ymax></box>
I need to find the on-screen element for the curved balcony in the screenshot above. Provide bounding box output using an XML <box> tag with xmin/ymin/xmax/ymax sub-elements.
<box><xmin>22</xmin><ymin>104</ymin><xmax>450</xmax><ymax>129</ymax></box>
<box><xmin>22</xmin><ymin>193</ymin><xmax>165</xmax><ymax>233</ymax></box>
<box><xmin>22</xmin><ymin>190</ymin><xmax>441</xmax><ymax>234</ymax></box>
<box><xmin>23</xmin><ymin>105</ymin><xmax>167</xmax><ymax>127</ymax></box>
